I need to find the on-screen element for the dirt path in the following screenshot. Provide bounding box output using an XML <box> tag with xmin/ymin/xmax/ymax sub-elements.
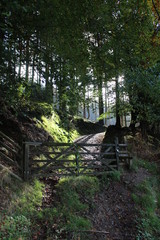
<box><xmin>85</xmin><ymin>177</ymin><xmax>137</xmax><ymax>240</ymax></box>
<box><xmin>75</xmin><ymin>132</ymin><xmax>105</xmax><ymax>161</ymax></box>
<box><xmin>75</xmin><ymin>132</ymin><xmax>105</xmax><ymax>145</ymax></box>
<box><xmin>42</xmin><ymin>132</ymin><xmax>145</xmax><ymax>240</ymax></box>
<box><xmin>75</xmin><ymin>133</ymin><xmax>139</xmax><ymax>240</ymax></box>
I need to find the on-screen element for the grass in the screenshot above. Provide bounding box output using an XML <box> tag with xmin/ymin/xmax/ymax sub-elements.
<box><xmin>0</xmin><ymin>214</ymin><xmax>31</xmax><ymax>240</ymax></box>
<box><xmin>0</xmin><ymin>172</ymin><xmax>100</xmax><ymax>239</ymax></box>
<box><xmin>131</xmin><ymin>158</ymin><xmax>160</xmax><ymax>240</ymax></box>
<box><xmin>40</xmin><ymin>176</ymin><xmax>99</xmax><ymax>239</ymax></box>
<box><xmin>0</xmin><ymin>179</ymin><xmax>44</xmax><ymax>239</ymax></box>
<box><xmin>131</xmin><ymin>157</ymin><xmax>158</xmax><ymax>174</ymax></box>
<box><xmin>108</xmin><ymin>170</ymin><xmax>122</xmax><ymax>182</ymax></box>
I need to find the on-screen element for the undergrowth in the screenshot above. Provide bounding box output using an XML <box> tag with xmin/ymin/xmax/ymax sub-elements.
<box><xmin>0</xmin><ymin>179</ymin><xmax>44</xmax><ymax>239</ymax></box>
<box><xmin>131</xmin><ymin>157</ymin><xmax>158</xmax><ymax>175</ymax></box>
<box><xmin>131</xmin><ymin>158</ymin><xmax>160</xmax><ymax>240</ymax></box>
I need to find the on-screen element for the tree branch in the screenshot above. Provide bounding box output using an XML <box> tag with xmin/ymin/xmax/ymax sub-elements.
<box><xmin>152</xmin><ymin>0</ymin><xmax>160</xmax><ymax>20</ymax></box>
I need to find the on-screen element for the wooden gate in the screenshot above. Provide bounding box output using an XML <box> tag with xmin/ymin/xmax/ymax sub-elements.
<box><xmin>22</xmin><ymin>138</ymin><xmax>132</xmax><ymax>180</ymax></box>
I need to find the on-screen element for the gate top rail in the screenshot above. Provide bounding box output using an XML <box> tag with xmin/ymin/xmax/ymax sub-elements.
<box><xmin>24</xmin><ymin>141</ymin><xmax>128</xmax><ymax>147</ymax></box>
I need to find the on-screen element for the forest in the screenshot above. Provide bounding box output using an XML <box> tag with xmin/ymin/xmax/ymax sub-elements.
<box><xmin>0</xmin><ymin>0</ymin><xmax>160</xmax><ymax>239</ymax></box>
<box><xmin>0</xmin><ymin>0</ymin><xmax>160</xmax><ymax>131</ymax></box>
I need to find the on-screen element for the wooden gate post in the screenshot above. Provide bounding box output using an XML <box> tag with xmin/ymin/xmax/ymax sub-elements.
<box><xmin>23</xmin><ymin>142</ymin><xmax>30</xmax><ymax>180</ymax></box>
<box><xmin>75</xmin><ymin>145</ymin><xmax>79</xmax><ymax>176</ymax></box>
<box><xmin>115</xmin><ymin>137</ymin><xmax>120</xmax><ymax>170</ymax></box>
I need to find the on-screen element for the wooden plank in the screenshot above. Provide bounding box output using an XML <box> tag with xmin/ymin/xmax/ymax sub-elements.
<box><xmin>0</xmin><ymin>164</ymin><xmax>23</xmax><ymax>182</ymax></box>
<box><xmin>104</xmin><ymin>147</ymin><xmax>113</xmax><ymax>153</ymax></box>
<box><xmin>23</xmin><ymin>143</ymin><xmax>30</xmax><ymax>180</ymax></box>
<box><xmin>32</xmin><ymin>159</ymin><xmax>76</xmax><ymax>163</ymax></box>
<box><xmin>32</xmin><ymin>158</ymin><xmax>118</xmax><ymax>164</ymax></box>
<box><xmin>24</xmin><ymin>141</ymin><xmax>42</xmax><ymax>146</ymax></box>
<box><xmin>119</xmin><ymin>144</ymin><xmax>128</xmax><ymax>147</ymax></box>
<box><xmin>0</xmin><ymin>151</ymin><xmax>15</xmax><ymax>165</ymax></box>
<box><xmin>115</xmin><ymin>137</ymin><xmax>119</xmax><ymax>170</ymax></box>
<box><xmin>0</xmin><ymin>140</ymin><xmax>18</xmax><ymax>154</ymax></box>
<box><xmin>77</xmin><ymin>143</ymin><xmax>115</xmax><ymax>147</ymax></box>
<box><xmin>119</xmin><ymin>151</ymin><xmax>128</xmax><ymax>154</ymax></box>
<box><xmin>0</xmin><ymin>163</ymin><xmax>22</xmax><ymax>181</ymax></box>
<box><xmin>101</xmin><ymin>152</ymin><xmax>115</xmax><ymax>156</ymax></box>
<box><xmin>0</xmin><ymin>131</ymin><xmax>21</xmax><ymax>149</ymax></box>
<box><xmin>119</xmin><ymin>154</ymin><xmax>132</xmax><ymax>158</ymax></box>
<box><xmin>37</xmin><ymin>142</ymin><xmax>115</xmax><ymax>147</ymax></box>
<box><xmin>35</xmin><ymin>151</ymin><xmax>102</xmax><ymax>155</ymax></box>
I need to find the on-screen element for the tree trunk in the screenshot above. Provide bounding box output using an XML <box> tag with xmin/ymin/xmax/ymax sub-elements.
<box><xmin>98</xmin><ymin>77</ymin><xmax>104</xmax><ymax>125</ymax></box>
<box><xmin>0</xmin><ymin>15</ymin><xmax>5</xmax><ymax>68</ymax></box>
<box><xmin>140</xmin><ymin>120</ymin><xmax>148</xmax><ymax>138</ymax></box>
<box><xmin>18</xmin><ymin>40</ymin><xmax>22</xmax><ymax>78</ymax></box>
<box><xmin>115</xmin><ymin>76</ymin><xmax>121</xmax><ymax>128</ymax></box>
<box><xmin>45</xmin><ymin>63</ymin><xmax>53</xmax><ymax>103</ymax></box>
<box><xmin>31</xmin><ymin>52</ymin><xmax>35</xmax><ymax>84</ymax></box>
<box><xmin>130</xmin><ymin>109</ymin><xmax>137</xmax><ymax>131</ymax></box>
<box><xmin>25</xmin><ymin>38</ymin><xmax>29</xmax><ymax>80</ymax></box>
<box><xmin>83</xmin><ymin>85</ymin><xmax>86</xmax><ymax>118</ymax></box>
<box><xmin>58</xmin><ymin>58</ymin><xmax>67</xmax><ymax>113</ymax></box>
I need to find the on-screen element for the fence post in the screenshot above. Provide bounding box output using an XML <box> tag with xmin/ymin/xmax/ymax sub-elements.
<box><xmin>75</xmin><ymin>145</ymin><xmax>79</xmax><ymax>176</ymax></box>
<box><xmin>23</xmin><ymin>142</ymin><xmax>30</xmax><ymax>180</ymax></box>
<box><xmin>124</xmin><ymin>137</ymin><xmax>132</xmax><ymax>169</ymax></box>
<box><xmin>115</xmin><ymin>137</ymin><xmax>120</xmax><ymax>170</ymax></box>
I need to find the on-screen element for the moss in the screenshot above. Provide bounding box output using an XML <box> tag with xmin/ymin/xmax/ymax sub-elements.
<box><xmin>38</xmin><ymin>113</ymin><xmax>79</xmax><ymax>143</ymax></box>
<box><xmin>133</xmin><ymin>178</ymin><xmax>160</xmax><ymax>239</ymax></box>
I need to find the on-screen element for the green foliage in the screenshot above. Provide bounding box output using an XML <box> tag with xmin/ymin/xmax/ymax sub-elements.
<box><xmin>39</xmin><ymin>113</ymin><xmax>79</xmax><ymax>143</ymax></box>
<box><xmin>100</xmin><ymin>173</ymin><xmax>110</xmax><ymax>187</ymax></box>
<box><xmin>42</xmin><ymin>207</ymin><xmax>59</xmax><ymax>223</ymax></box>
<box><xmin>108</xmin><ymin>170</ymin><xmax>122</xmax><ymax>182</ymax></box>
<box><xmin>125</xmin><ymin>65</ymin><xmax>160</xmax><ymax>128</ymax></box>
<box><xmin>157</xmin><ymin>193</ymin><xmax>160</xmax><ymax>209</ymax></box>
<box><xmin>58</xmin><ymin>176</ymin><xmax>99</xmax><ymax>198</ymax></box>
<box><xmin>11</xmin><ymin>179</ymin><xmax>44</xmax><ymax>218</ymax></box>
<box><xmin>0</xmin><ymin>179</ymin><xmax>44</xmax><ymax>239</ymax></box>
<box><xmin>97</xmin><ymin>111</ymin><xmax>111</xmax><ymax>121</ymax></box>
<box><xmin>0</xmin><ymin>215</ymin><xmax>31</xmax><ymax>240</ymax></box>
<box><xmin>30</xmin><ymin>102</ymin><xmax>53</xmax><ymax>117</ymax></box>
<box><xmin>131</xmin><ymin>156</ymin><xmax>160</xmax><ymax>239</ymax></box>
<box><xmin>20</xmin><ymin>101</ymin><xmax>53</xmax><ymax>119</ymax></box>
<box><xmin>131</xmin><ymin>157</ymin><xmax>158</xmax><ymax>174</ymax></box>
<box><xmin>133</xmin><ymin>177</ymin><xmax>160</xmax><ymax>239</ymax></box>
<box><xmin>135</xmin><ymin>181</ymin><xmax>156</xmax><ymax>211</ymax></box>
<box><xmin>1</xmin><ymin>0</ymin><xmax>160</xmax><ymax>128</ymax></box>
<box><xmin>66</xmin><ymin>215</ymin><xmax>91</xmax><ymax>231</ymax></box>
